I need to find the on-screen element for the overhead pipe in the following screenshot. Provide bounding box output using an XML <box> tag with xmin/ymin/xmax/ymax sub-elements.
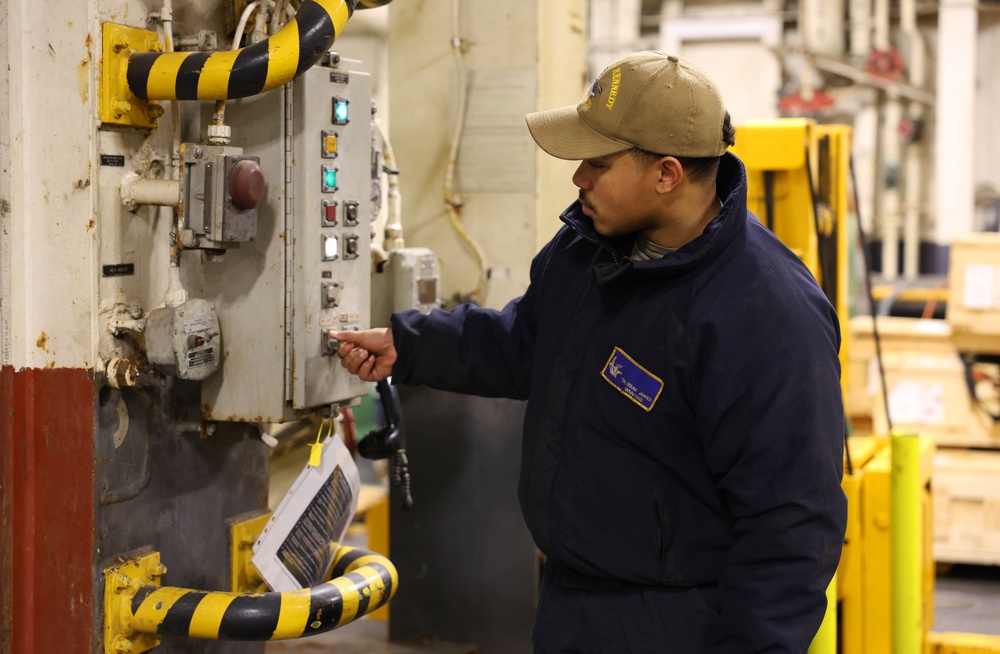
<box><xmin>121</xmin><ymin>547</ymin><xmax>396</xmax><ymax>642</ymax></box>
<box><xmin>126</xmin><ymin>0</ymin><xmax>394</xmax><ymax>102</ymax></box>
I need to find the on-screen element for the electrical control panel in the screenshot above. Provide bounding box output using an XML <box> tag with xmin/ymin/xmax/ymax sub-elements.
<box><xmin>291</xmin><ymin>60</ymin><xmax>372</xmax><ymax>410</ymax></box>
<box><xmin>197</xmin><ymin>58</ymin><xmax>374</xmax><ymax>422</ymax></box>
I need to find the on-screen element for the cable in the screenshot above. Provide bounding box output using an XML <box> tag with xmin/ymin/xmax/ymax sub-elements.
<box><xmin>443</xmin><ymin>0</ymin><xmax>488</xmax><ymax>305</ymax></box>
<box><xmin>851</xmin><ymin>157</ymin><xmax>894</xmax><ymax>434</ymax></box>
<box><xmin>803</xmin><ymin>145</ymin><xmax>837</xmax><ymax>307</ymax></box>
<box><xmin>233</xmin><ymin>1</ymin><xmax>260</xmax><ymax>48</ymax></box>
<box><xmin>809</xmin><ymin>143</ymin><xmax>855</xmax><ymax>469</ymax></box>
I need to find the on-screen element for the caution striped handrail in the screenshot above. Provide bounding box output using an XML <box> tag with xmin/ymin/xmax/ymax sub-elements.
<box><xmin>126</xmin><ymin>0</ymin><xmax>393</xmax><ymax>102</ymax></box>
<box><xmin>126</xmin><ymin>547</ymin><xmax>397</xmax><ymax>640</ymax></box>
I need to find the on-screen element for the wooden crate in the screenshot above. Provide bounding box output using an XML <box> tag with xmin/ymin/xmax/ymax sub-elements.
<box><xmin>947</xmin><ymin>233</ymin><xmax>1000</xmax><ymax>355</ymax></box>
<box><xmin>933</xmin><ymin>448</ymin><xmax>1000</xmax><ymax>565</ymax></box>
<box><xmin>870</xmin><ymin>354</ymin><xmax>1000</xmax><ymax>448</ymax></box>
<box><xmin>848</xmin><ymin>316</ymin><xmax>957</xmax><ymax>420</ymax></box>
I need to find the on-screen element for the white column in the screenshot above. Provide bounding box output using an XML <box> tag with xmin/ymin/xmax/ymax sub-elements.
<box><xmin>934</xmin><ymin>0</ymin><xmax>978</xmax><ymax>244</ymax></box>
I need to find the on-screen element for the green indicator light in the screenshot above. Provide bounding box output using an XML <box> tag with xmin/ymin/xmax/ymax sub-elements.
<box><xmin>324</xmin><ymin>168</ymin><xmax>338</xmax><ymax>189</ymax></box>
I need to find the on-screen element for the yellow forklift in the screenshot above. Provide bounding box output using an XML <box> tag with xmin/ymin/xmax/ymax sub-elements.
<box><xmin>732</xmin><ymin>119</ymin><xmax>1000</xmax><ymax>654</ymax></box>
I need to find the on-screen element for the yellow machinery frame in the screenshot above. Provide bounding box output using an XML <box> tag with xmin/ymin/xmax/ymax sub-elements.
<box><xmin>732</xmin><ymin>120</ymin><xmax>1000</xmax><ymax>654</ymax></box>
<box><xmin>731</xmin><ymin>120</ymin><xmax>852</xmax><ymax>400</ymax></box>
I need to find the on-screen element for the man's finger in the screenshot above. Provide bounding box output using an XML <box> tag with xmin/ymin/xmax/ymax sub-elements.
<box><xmin>328</xmin><ymin>330</ymin><xmax>362</xmax><ymax>345</ymax></box>
<box><xmin>358</xmin><ymin>354</ymin><xmax>376</xmax><ymax>381</ymax></box>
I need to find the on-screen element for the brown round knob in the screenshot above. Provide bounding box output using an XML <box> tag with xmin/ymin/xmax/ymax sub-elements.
<box><xmin>230</xmin><ymin>159</ymin><xmax>265</xmax><ymax>210</ymax></box>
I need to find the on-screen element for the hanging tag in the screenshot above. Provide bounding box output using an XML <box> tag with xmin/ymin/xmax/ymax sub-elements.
<box><xmin>308</xmin><ymin>441</ymin><xmax>323</xmax><ymax>467</ymax></box>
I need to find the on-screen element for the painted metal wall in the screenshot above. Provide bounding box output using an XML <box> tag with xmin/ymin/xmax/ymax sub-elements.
<box><xmin>386</xmin><ymin>0</ymin><xmax>587</xmax><ymax>310</ymax></box>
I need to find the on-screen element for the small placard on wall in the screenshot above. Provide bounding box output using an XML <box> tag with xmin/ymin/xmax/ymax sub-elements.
<box><xmin>102</xmin><ymin>263</ymin><xmax>135</xmax><ymax>277</ymax></box>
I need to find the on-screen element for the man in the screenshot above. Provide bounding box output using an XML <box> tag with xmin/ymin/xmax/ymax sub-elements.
<box><xmin>331</xmin><ymin>51</ymin><xmax>847</xmax><ymax>653</ymax></box>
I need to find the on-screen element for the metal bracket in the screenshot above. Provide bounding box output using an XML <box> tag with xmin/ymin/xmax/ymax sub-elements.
<box><xmin>103</xmin><ymin>550</ymin><xmax>164</xmax><ymax>654</ymax></box>
<box><xmin>100</xmin><ymin>23</ymin><xmax>164</xmax><ymax>128</ymax></box>
<box><xmin>228</xmin><ymin>511</ymin><xmax>271</xmax><ymax>593</ymax></box>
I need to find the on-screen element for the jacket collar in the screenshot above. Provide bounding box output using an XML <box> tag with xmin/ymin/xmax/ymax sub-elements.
<box><xmin>560</xmin><ymin>152</ymin><xmax>750</xmax><ymax>284</ymax></box>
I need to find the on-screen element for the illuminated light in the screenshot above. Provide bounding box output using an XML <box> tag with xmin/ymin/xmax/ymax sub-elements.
<box><xmin>322</xmin><ymin>234</ymin><xmax>339</xmax><ymax>261</ymax></box>
<box><xmin>322</xmin><ymin>131</ymin><xmax>338</xmax><ymax>158</ymax></box>
<box><xmin>322</xmin><ymin>166</ymin><xmax>338</xmax><ymax>192</ymax></box>
<box><xmin>332</xmin><ymin>98</ymin><xmax>349</xmax><ymax>125</ymax></box>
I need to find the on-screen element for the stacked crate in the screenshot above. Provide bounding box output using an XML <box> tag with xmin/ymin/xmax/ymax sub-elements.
<box><xmin>935</xmin><ymin>234</ymin><xmax>1000</xmax><ymax>565</ymax></box>
<box><xmin>849</xmin><ymin>235</ymin><xmax>1000</xmax><ymax>564</ymax></box>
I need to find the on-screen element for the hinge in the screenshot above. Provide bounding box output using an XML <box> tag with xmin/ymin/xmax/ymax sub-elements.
<box><xmin>283</xmin><ymin>83</ymin><xmax>295</xmax><ymax>399</ymax></box>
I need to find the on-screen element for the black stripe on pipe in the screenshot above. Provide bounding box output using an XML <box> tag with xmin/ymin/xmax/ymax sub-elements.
<box><xmin>175</xmin><ymin>51</ymin><xmax>212</xmax><ymax>101</ymax></box>
<box><xmin>157</xmin><ymin>591</ymin><xmax>208</xmax><ymax>635</ymax></box>
<box><xmin>305</xmin><ymin>583</ymin><xmax>345</xmax><ymax>634</ymax></box>
<box><xmin>365</xmin><ymin>561</ymin><xmax>394</xmax><ymax>608</ymax></box>
<box><xmin>345</xmin><ymin>571</ymin><xmax>372</xmax><ymax>618</ymax></box>
<box><xmin>329</xmin><ymin>549</ymin><xmax>366</xmax><ymax>577</ymax></box>
<box><xmin>216</xmin><ymin>592</ymin><xmax>283</xmax><ymax>640</ymax></box>
<box><xmin>294</xmin><ymin>1</ymin><xmax>338</xmax><ymax>78</ymax></box>
<box><xmin>130</xmin><ymin>586</ymin><xmax>159</xmax><ymax>613</ymax></box>
<box><xmin>126</xmin><ymin>52</ymin><xmax>159</xmax><ymax>101</ymax></box>
<box><xmin>227</xmin><ymin>40</ymin><xmax>271</xmax><ymax>99</ymax></box>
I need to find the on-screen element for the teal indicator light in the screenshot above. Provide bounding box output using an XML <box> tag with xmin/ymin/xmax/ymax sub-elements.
<box><xmin>322</xmin><ymin>166</ymin><xmax>338</xmax><ymax>192</ymax></box>
<box><xmin>333</xmin><ymin>98</ymin><xmax>349</xmax><ymax>125</ymax></box>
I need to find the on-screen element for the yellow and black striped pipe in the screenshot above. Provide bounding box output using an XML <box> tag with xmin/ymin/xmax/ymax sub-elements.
<box><xmin>126</xmin><ymin>0</ymin><xmax>393</xmax><ymax>102</ymax></box>
<box><xmin>126</xmin><ymin>547</ymin><xmax>397</xmax><ymax>640</ymax></box>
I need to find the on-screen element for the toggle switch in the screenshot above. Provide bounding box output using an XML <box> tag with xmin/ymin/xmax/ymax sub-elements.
<box><xmin>322</xmin><ymin>331</ymin><xmax>340</xmax><ymax>356</ymax></box>
<box><xmin>344</xmin><ymin>200</ymin><xmax>359</xmax><ymax>226</ymax></box>
<box><xmin>321</xmin><ymin>281</ymin><xmax>343</xmax><ymax>308</ymax></box>
<box><xmin>344</xmin><ymin>235</ymin><xmax>360</xmax><ymax>260</ymax></box>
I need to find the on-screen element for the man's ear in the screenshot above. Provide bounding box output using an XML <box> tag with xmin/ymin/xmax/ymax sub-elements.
<box><xmin>655</xmin><ymin>156</ymin><xmax>684</xmax><ymax>194</ymax></box>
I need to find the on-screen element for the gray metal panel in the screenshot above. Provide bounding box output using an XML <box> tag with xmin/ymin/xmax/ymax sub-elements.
<box><xmin>94</xmin><ymin>380</ymin><xmax>270</xmax><ymax>654</ymax></box>
<box><xmin>291</xmin><ymin>62</ymin><xmax>372</xmax><ymax>409</ymax></box>
<box><xmin>388</xmin><ymin>388</ymin><xmax>538</xmax><ymax>653</ymax></box>
<box><xmin>200</xmin><ymin>88</ymin><xmax>289</xmax><ymax>422</ymax></box>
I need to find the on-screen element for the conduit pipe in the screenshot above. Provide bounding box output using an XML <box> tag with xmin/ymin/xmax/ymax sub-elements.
<box><xmin>121</xmin><ymin>547</ymin><xmax>396</xmax><ymax>642</ymax></box>
<box><xmin>120</xmin><ymin>173</ymin><xmax>180</xmax><ymax>211</ymax></box>
<box><xmin>126</xmin><ymin>0</ymin><xmax>394</xmax><ymax>102</ymax></box>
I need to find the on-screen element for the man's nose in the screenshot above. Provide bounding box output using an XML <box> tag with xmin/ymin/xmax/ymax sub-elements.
<box><xmin>572</xmin><ymin>164</ymin><xmax>588</xmax><ymax>189</ymax></box>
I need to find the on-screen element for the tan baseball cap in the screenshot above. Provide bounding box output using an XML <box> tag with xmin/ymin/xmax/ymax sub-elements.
<box><xmin>526</xmin><ymin>51</ymin><xmax>730</xmax><ymax>160</ymax></box>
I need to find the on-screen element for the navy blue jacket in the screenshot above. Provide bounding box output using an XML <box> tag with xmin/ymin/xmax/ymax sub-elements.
<box><xmin>391</xmin><ymin>152</ymin><xmax>847</xmax><ymax>652</ymax></box>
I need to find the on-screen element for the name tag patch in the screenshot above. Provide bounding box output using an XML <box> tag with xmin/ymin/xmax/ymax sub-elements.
<box><xmin>601</xmin><ymin>347</ymin><xmax>664</xmax><ymax>412</ymax></box>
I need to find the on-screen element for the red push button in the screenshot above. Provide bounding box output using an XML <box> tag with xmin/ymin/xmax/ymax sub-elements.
<box><xmin>230</xmin><ymin>159</ymin><xmax>265</xmax><ymax>210</ymax></box>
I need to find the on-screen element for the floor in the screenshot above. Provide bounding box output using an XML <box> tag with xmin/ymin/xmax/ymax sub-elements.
<box><xmin>265</xmin><ymin>619</ymin><xmax>473</xmax><ymax>654</ymax></box>
<box><xmin>933</xmin><ymin>564</ymin><xmax>1000</xmax><ymax>636</ymax></box>
<box><xmin>264</xmin><ymin>433</ymin><xmax>1000</xmax><ymax>651</ymax></box>
<box><xmin>263</xmin><ymin>568</ymin><xmax>1000</xmax><ymax>653</ymax></box>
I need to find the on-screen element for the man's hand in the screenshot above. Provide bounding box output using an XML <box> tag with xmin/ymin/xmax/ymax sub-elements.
<box><xmin>328</xmin><ymin>328</ymin><xmax>396</xmax><ymax>382</ymax></box>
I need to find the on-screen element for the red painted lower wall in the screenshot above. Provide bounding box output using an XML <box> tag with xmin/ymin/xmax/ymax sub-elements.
<box><xmin>1</xmin><ymin>366</ymin><xmax>95</xmax><ymax>654</ymax></box>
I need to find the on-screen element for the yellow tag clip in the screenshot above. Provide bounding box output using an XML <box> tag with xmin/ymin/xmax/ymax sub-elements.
<box><xmin>308</xmin><ymin>417</ymin><xmax>334</xmax><ymax>467</ymax></box>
